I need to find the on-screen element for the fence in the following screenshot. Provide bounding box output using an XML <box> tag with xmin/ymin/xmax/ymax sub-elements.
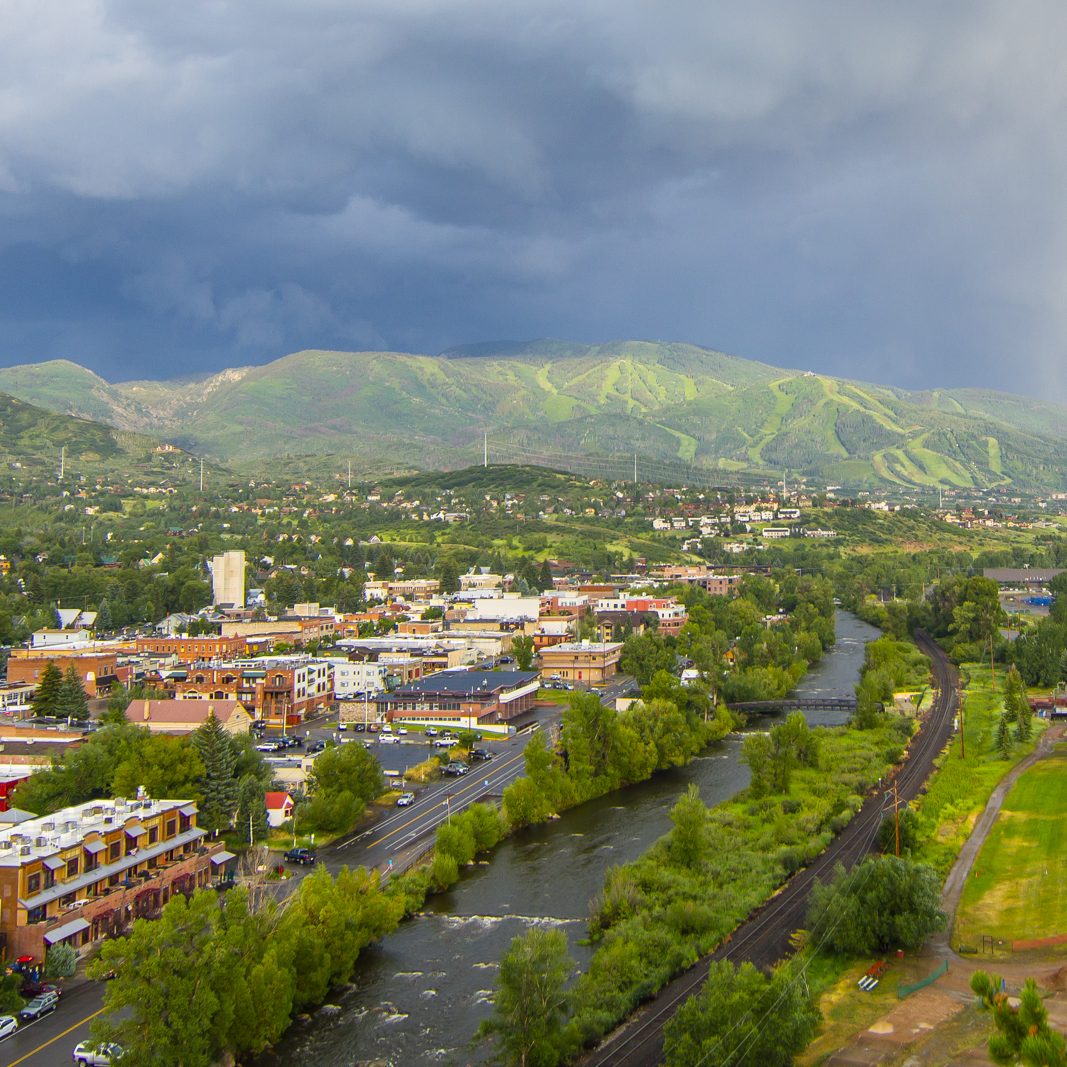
<box><xmin>897</xmin><ymin>959</ymin><xmax>948</xmax><ymax>998</ymax></box>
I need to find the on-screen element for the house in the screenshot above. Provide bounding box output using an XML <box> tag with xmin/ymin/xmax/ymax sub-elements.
<box><xmin>0</xmin><ymin>797</ymin><xmax>229</xmax><ymax>959</ymax></box>
<box><xmin>265</xmin><ymin>792</ymin><xmax>294</xmax><ymax>829</ymax></box>
<box><xmin>125</xmin><ymin>699</ymin><xmax>253</xmax><ymax>735</ymax></box>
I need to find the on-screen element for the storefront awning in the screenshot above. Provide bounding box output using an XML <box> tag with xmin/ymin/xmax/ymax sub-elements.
<box><xmin>179</xmin><ymin>804</ymin><xmax>197</xmax><ymax>817</ymax></box>
<box><xmin>42</xmin><ymin>856</ymin><xmax>65</xmax><ymax>871</ymax></box>
<box><xmin>84</xmin><ymin>840</ymin><xmax>106</xmax><ymax>854</ymax></box>
<box><xmin>44</xmin><ymin>917</ymin><xmax>89</xmax><ymax>944</ymax></box>
<box><xmin>124</xmin><ymin>821</ymin><xmax>145</xmax><ymax>836</ymax></box>
<box><xmin>210</xmin><ymin>851</ymin><xmax>236</xmax><ymax>865</ymax></box>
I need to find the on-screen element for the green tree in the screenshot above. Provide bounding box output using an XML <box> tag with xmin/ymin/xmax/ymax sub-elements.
<box><xmin>539</xmin><ymin>559</ymin><xmax>554</xmax><ymax>591</ymax></box>
<box><xmin>807</xmin><ymin>856</ymin><xmax>946</xmax><ymax>955</ymax></box>
<box><xmin>996</xmin><ymin>714</ymin><xmax>1013</xmax><ymax>758</ymax></box>
<box><xmin>44</xmin><ymin>942</ymin><xmax>78</xmax><ymax>979</ymax></box>
<box><xmin>111</xmin><ymin>734</ymin><xmax>206</xmax><ymax>800</ymax></box>
<box><xmin>480</xmin><ymin>927</ymin><xmax>574</xmax><ymax>1067</ymax></box>
<box><xmin>619</xmin><ymin>632</ymin><xmax>675</xmax><ymax>686</ymax></box>
<box><xmin>668</xmin><ymin>784</ymin><xmax>709</xmax><ymax>869</ymax></box>
<box><xmin>512</xmin><ymin>633</ymin><xmax>536</xmax><ymax>671</ymax></box>
<box><xmin>306</xmin><ymin>741</ymin><xmax>384</xmax><ymax>808</ymax></box>
<box><xmin>972</xmin><ymin>971</ymin><xmax>1067</xmax><ymax>1066</ymax></box>
<box><xmin>435</xmin><ymin>558</ymin><xmax>459</xmax><ymax>594</ymax></box>
<box><xmin>191</xmin><ymin>715</ymin><xmax>240</xmax><ymax>834</ymax></box>
<box><xmin>57</xmin><ymin>663</ymin><xmax>91</xmax><ymax>722</ymax></box>
<box><xmin>233</xmin><ymin>774</ymin><xmax>269</xmax><ymax>844</ymax></box>
<box><xmin>663</xmin><ymin>959</ymin><xmax>820</xmax><ymax>1067</ymax></box>
<box><xmin>31</xmin><ymin>661</ymin><xmax>64</xmax><ymax>718</ymax></box>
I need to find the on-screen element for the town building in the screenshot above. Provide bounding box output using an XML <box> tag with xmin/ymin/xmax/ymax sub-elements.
<box><xmin>0</xmin><ymin>797</ymin><xmax>230</xmax><ymax>959</ymax></box>
<box><xmin>6</xmin><ymin>651</ymin><xmax>125</xmax><ymax>697</ymax></box>
<box><xmin>210</xmin><ymin>550</ymin><xmax>246</xmax><ymax>607</ymax></box>
<box><xmin>125</xmin><ymin>699</ymin><xmax>253</xmax><ymax>735</ymax></box>
<box><xmin>376</xmin><ymin>670</ymin><xmax>539</xmax><ymax>734</ymax></box>
<box><xmin>135</xmin><ymin>635</ymin><xmax>249</xmax><ymax>664</ymax></box>
<box><xmin>538</xmin><ymin>641</ymin><xmax>623</xmax><ymax>686</ymax></box>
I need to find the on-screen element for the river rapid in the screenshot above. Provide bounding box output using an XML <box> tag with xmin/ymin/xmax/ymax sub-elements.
<box><xmin>257</xmin><ymin>611</ymin><xmax>881</xmax><ymax>1066</ymax></box>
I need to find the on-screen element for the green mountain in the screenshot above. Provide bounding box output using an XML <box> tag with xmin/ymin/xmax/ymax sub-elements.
<box><xmin>0</xmin><ymin>392</ymin><xmax>198</xmax><ymax>480</ymax></box>
<box><xmin>1</xmin><ymin>340</ymin><xmax>1064</xmax><ymax>491</ymax></box>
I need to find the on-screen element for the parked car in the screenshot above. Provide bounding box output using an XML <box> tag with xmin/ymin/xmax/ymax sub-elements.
<box><xmin>353</xmin><ymin>722</ymin><xmax>367</xmax><ymax>732</ymax></box>
<box><xmin>306</xmin><ymin>739</ymin><xmax>327</xmax><ymax>754</ymax></box>
<box><xmin>424</xmin><ymin>727</ymin><xmax>438</xmax><ymax>737</ymax></box>
<box><xmin>255</xmin><ymin>739</ymin><xmax>282</xmax><ymax>753</ymax></box>
<box><xmin>470</xmin><ymin>748</ymin><xmax>493</xmax><ymax>762</ymax></box>
<box><xmin>283</xmin><ymin>847</ymin><xmax>317</xmax><ymax>866</ymax></box>
<box><xmin>249</xmin><ymin>719</ymin><xmax>267</xmax><ymax>731</ymax></box>
<box><xmin>396</xmin><ymin>792</ymin><xmax>415</xmax><ymax>807</ymax></box>
<box><xmin>20</xmin><ymin>979</ymin><xmax>60</xmax><ymax>1000</ymax></box>
<box><xmin>443</xmin><ymin>762</ymin><xmax>469</xmax><ymax>777</ymax></box>
<box><xmin>72</xmin><ymin>1042</ymin><xmax>124</xmax><ymax>1066</ymax></box>
<box><xmin>0</xmin><ymin>1014</ymin><xmax>16</xmax><ymax>1039</ymax></box>
<box><xmin>277</xmin><ymin>735</ymin><xmax>302</xmax><ymax>749</ymax></box>
<box><xmin>434</xmin><ymin>737</ymin><xmax>459</xmax><ymax>748</ymax></box>
<box><xmin>19</xmin><ymin>991</ymin><xmax>58</xmax><ymax>1021</ymax></box>
<box><xmin>378</xmin><ymin>734</ymin><xmax>399</xmax><ymax>744</ymax></box>
<box><xmin>396</xmin><ymin>726</ymin><xmax>408</xmax><ymax>735</ymax></box>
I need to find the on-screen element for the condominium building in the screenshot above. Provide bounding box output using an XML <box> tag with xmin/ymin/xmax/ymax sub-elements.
<box><xmin>210</xmin><ymin>550</ymin><xmax>246</xmax><ymax>607</ymax></box>
<box><xmin>0</xmin><ymin>797</ymin><xmax>230</xmax><ymax>959</ymax></box>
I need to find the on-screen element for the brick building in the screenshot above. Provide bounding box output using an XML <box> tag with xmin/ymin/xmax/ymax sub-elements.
<box><xmin>135</xmin><ymin>635</ymin><xmax>249</xmax><ymax>664</ymax></box>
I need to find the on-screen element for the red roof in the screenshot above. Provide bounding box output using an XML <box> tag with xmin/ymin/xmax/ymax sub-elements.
<box><xmin>265</xmin><ymin>791</ymin><xmax>293</xmax><ymax>810</ymax></box>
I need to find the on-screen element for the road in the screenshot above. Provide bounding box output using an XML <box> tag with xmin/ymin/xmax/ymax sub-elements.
<box><xmin>584</xmin><ymin>630</ymin><xmax>960</xmax><ymax>1067</ymax></box>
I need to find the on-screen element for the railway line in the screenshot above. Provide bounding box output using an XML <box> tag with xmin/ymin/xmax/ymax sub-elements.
<box><xmin>584</xmin><ymin>630</ymin><xmax>959</xmax><ymax>1067</ymax></box>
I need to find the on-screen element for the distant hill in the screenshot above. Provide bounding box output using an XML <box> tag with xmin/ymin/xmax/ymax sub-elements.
<box><xmin>1</xmin><ymin>340</ymin><xmax>1065</xmax><ymax>491</ymax></box>
<box><xmin>0</xmin><ymin>392</ymin><xmax>197</xmax><ymax>480</ymax></box>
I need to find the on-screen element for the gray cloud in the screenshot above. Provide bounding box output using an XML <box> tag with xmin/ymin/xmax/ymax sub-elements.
<box><xmin>0</xmin><ymin>0</ymin><xmax>1065</xmax><ymax>399</ymax></box>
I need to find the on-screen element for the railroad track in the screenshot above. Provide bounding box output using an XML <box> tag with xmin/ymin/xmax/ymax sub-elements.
<box><xmin>584</xmin><ymin>630</ymin><xmax>959</xmax><ymax>1067</ymax></box>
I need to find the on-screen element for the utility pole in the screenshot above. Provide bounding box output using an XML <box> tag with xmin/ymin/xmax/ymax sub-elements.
<box><xmin>892</xmin><ymin>781</ymin><xmax>901</xmax><ymax>857</ymax></box>
<box><xmin>959</xmin><ymin>696</ymin><xmax>966</xmax><ymax>760</ymax></box>
<box><xmin>59</xmin><ymin>446</ymin><xmax>65</xmax><ymax>481</ymax></box>
<box><xmin>347</xmin><ymin>460</ymin><xmax>352</xmax><ymax>490</ymax></box>
<box><xmin>989</xmin><ymin>633</ymin><xmax>997</xmax><ymax>689</ymax></box>
<box><xmin>199</xmin><ymin>457</ymin><xmax>204</xmax><ymax>493</ymax></box>
<box><xmin>483</xmin><ymin>432</ymin><xmax>488</xmax><ymax>468</ymax></box>
<box><xmin>633</xmin><ymin>453</ymin><xmax>638</xmax><ymax>485</ymax></box>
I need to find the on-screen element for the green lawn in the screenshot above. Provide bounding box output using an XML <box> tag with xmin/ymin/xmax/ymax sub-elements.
<box><xmin>956</xmin><ymin>748</ymin><xmax>1067</xmax><ymax>946</ymax></box>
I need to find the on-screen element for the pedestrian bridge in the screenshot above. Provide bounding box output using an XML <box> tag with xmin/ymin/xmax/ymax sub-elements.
<box><xmin>727</xmin><ymin>696</ymin><xmax>858</xmax><ymax>715</ymax></box>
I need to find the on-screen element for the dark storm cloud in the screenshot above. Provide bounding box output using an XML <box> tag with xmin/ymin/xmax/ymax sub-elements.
<box><xmin>1</xmin><ymin>0</ymin><xmax>1065</xmax><ymax>397</ymax></box>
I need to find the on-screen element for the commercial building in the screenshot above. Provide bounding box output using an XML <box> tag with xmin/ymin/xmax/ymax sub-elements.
<box><xmin>376</xmin><ymin>670</ymin><xmax>539</xmax><ymax>734</ymax></box>
<box><xmin>0</xmin><ymin>797</ymin><xmax>230</xmax><ymax>959</ymax></box>
<box><xmin>210</xmin><ymin>550</ymin><xmax>246</xmax><ymax>608</ymax></box>
<box><xmin>538</xmin><ymin>641</ymin><xmax>623</xmax><ymax>686</ymax></box>
<box><xmin>135</xmin><ymin>635</ymin><xmax>249</xmax><ymax>664</ymax></box>
<box><xmin>6</xmin><ymin>651</ymin><xmax>125</xmax><ymax>698</ymax></box>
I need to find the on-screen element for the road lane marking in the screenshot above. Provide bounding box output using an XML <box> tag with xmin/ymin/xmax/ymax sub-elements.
<box><xmin>9</xmin><ymin>1006</ymin><xmax>105</xmax><ymax>1066</ymax></box>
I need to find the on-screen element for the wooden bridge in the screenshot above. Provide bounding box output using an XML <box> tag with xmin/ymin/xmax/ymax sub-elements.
<box><xmin>727</xmin><ymin>696</ymin><xmax>858</xmax><ymax>715</ymax></box>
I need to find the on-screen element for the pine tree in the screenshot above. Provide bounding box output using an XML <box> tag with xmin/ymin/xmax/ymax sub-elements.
<box><xmin>234</xmin><ymin>774</ymin><xmax>268</xmax><ymax>844</ymax></box>
<box><xmin>31</xmin><ymin>661</ymin><xmax>64</xmax><ymax>718</ymax></box>
<box><xmin>57</xmin><ymin>664</ymin><xmax>90</xmax><ymax>722</ymax></box>
<box><xmin>539</xmin><ymin>559</ymin><xmax>554</xmax><ymax>592</ymax></box>
<box><xmin>1016</xmin><ymin>701</ymin><xmax>1033</xmax><ymax>743</ymax></box>
<box><xmin>191</xmin><ymin>715</ymin><xmax>240</xmax><ymax>834</ymax></box>
<box><xmin>996</xmin><ymin>714</ymin><xmax>1013</xmax><ymax>758</ymax></box>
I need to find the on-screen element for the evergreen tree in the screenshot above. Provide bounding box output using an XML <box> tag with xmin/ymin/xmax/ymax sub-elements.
<box><xmin>57</xmin><ymin>664</ymin><xmax>90</xmax><ymax>722</ymax></box>
<box><xmin>31</xmin><ymin>661</ymin><xmax>64</xmax><ymax>718</ymax></box>
<box><xmin>1016</xmin><ymin>701</ymin><xmax>1033</xmax><ymax>743</ymax></box>
<box><xmin>234</xmin><ymin>774</ymin><xmax>268</xmax><ymax>845</ymax></box>
<box><xmin>539</xmin><ymin>559</ymin><xmax>554</xmax><ymax>591</ymax></box>
<box><xmin>191</xmin><ymin>715</ymin><xmax>240</xmax><ymax>835</ymax></box>
<box><xmin>996</xmin><ymin>714</ymin><xmax>1013</xmax><ymax>758</ymax></box>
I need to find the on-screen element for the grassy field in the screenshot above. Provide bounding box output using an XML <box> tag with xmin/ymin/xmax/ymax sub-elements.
<box><xmin>910</xmin><ymin>663</ymin><xmax>1046</xmax><ymax>879</ymax></box>
<box><xmin>955</xmin><ymin>747</ymin><xmax>1067</xmax><ymax>947</ymax></box>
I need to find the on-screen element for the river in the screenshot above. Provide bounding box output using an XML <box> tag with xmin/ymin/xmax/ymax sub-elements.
<box><xmin>257</xmin><ymin>611</ymin><xmax>881</xmax><ymax>1066</ymax></box>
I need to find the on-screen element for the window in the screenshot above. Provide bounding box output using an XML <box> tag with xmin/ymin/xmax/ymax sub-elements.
<box><xmin>66</xmin><ymin>857</ymin><xmax>79</xmax><ymax>878</ymax></box>
<box><xmin>108</xmin><ymin>842</ymin><xmax>120</xmax><ymax>862</ymax></box>
<box><xmin>26</xmin><ymin>872</ymin><xmax>40</xmax><ymax>894</ymax></box>
<box><xmin>148</xmin><ymin>826</ymin><xmax>158</xmax><ymax>845</ymax></box>
<box><xmin>165</xmin><ymin>820</ymin><xmax>176</xmax><ymax>838</ymax></box>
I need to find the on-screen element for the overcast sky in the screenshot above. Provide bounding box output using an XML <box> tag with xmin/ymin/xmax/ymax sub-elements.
<box><xmin>1</xmin><ymin>1</ymin><xmax>1065</xmax><ymax>400</ymax></box>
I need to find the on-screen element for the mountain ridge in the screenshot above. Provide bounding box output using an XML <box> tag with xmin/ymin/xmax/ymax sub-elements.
<box><xmin>2</xmin><ymin>340</ymin><xmax>1064</xmax><ymax>491</ymax></box>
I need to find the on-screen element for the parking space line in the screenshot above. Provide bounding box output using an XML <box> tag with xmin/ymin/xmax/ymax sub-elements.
<box><xmin>9</xmin><ymin>1006</ymin><xmax>105</xmax><ymax>1066</ymax></box>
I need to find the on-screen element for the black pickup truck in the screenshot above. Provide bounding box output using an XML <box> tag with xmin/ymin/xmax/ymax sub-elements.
<box><xmin>283</xmin><ymin>847</ymin><xmax>317</xmax><ymax>866</ymax></box>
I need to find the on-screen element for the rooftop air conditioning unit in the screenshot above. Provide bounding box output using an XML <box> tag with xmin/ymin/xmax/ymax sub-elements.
<box><xmin>34</xmin><ymin>837</ymin><xmax>46</xmax><ymax>847</ymax></box>
<box><xmin>103</xmin><ymin>817</ymin><xmax>114</xmax><ymax>825</ymax></box>
<box><xmin>0</xmin><ymin>841</ymin><xmax>12</xmax><ymax>851</ymax></box>
<box><xmin>41</xmin><ymin>822</ymin><xmax>54</xmax><ymax>831</ymax></box>
<box><xmin>19</xmin><ymin>846</ymin><xmax>30</xmax><ymax>856</ymax></box>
